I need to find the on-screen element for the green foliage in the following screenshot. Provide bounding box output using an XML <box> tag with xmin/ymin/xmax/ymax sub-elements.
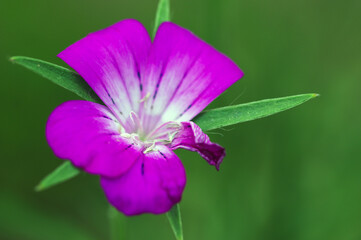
<box><xmin>166</xmin><ymin>204</ymin><xmax>183</xmax><ymax>240</ymax></box>
<box><xmin>153</xmin><ymin>0</ymin><xmax>170</xmax><ymax>38</ymax></box>
<box><xmin>10</xmin><ymin>56</ymin><xmax>101</xmax><ymax>103</ymax></box>
<box><xmin>193</xmin><ymin>94</ymin><xmax>318</xmax><ymax>131</ymax></box>
<box><xmin>35</xmin><ymin>161</ymin><xmax>79</xmax><ymax>191</ymax></box>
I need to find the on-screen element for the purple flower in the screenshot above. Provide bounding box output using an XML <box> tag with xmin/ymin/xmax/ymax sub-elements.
<box><xmin>46</xmin><ymin>19</ymin><xmax>243</xmax><ymax>215</ymax></box>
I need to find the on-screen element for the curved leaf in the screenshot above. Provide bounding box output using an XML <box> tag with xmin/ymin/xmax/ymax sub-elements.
<box><xmin>10</xmin><ymin>56</ymin><xmax>101</xmax><ymax>103</ymax></box>
<box><xmin>35</xmin><ymin>161</ymin><xmax>80</xmax><ymax>191</ymax></box>
<box><xmin>193</xmin><ymin>93</ymin><xmax>319</xmax><ymax>131</ymax></box>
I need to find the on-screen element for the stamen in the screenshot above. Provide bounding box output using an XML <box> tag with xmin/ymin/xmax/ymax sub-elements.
<box><xmin>166</xmin><ymin>122</ymin><xmax>183</xmax><ymax>130</ymax></box>
<box><xmin>167</xmin><ymin>131</ymin><xmax>178</xmax><ymax>142</ymax></box>
<box><xmin>143</xmin><ymin>141</ymin><xmax>156</xmax><ymax>153</ymax></box>
<box><xmin>130</xmin><ymin>133</ymin><xmax>140</xmax><ymax>143</ymax></box>
<box><xmin>122</xmin><ymin>133</ymin><xmax>132</xmax><ymax>139</ymax></box>
<box><xmin>129</xmin><ymin>111</ymin><xmax>142</xmax><ymax>134</ymax></box>
<box><xmin>121</xmin><ymin>132</ymin><xmax>142</xmax><ymax>147</ymax></box>
<box><xmin>139</xmin><ymin>92</ymin><xmax>151</xmax><ymax>104</ymax></box>
<box><xmin>121</xmin><ymin>115</ymin><xmax>181</xmax><ymax>151</ymax></box>
<box><xmin>118</xmin><ymin>125</ymin><xmax>125</xmax><ymax>134</ymax></box>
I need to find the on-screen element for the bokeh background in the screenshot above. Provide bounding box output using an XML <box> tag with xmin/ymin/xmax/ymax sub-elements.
<box><xmin>1</xmin><ymin>0</ymin><xmax>360</xmax><ymax>239</ymax></box>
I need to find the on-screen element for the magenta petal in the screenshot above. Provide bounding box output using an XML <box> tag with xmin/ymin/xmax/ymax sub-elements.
<box><xmin>46</xmin><ymin>100</ymin><xmax>141</xmax><ymax>178</ymax></box>
<box><xmin>141</xmin><ymin>22</ymin><xmax>243</xmax><ymax>130</ymax></box>
<box><xmin>58</xmin><ymin>19</ymin><xmax>151</xmax><ymax>126</ymax></box>
<box><xmin>100</xmin><ymin>145</ymin><xmax>186</xmax><ymax>216</ymax></box>
<box><xmin>170</xmin><ymin>122</ymin><xmax>225</xmax><ymax>170</ymax></box>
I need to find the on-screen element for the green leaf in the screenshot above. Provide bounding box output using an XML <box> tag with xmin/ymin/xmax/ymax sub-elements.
<box><xmin>166</xmin><ymin>204</ymin><xmax>183</xmax><ymax>240</ymax></box>
<box><xmin>153</xmin><ymin>0</ymin><xmax>170</xmax><ymax>38</ymax></box>
<box><xmin>35</xmin><ymin>161</ymin><xmax>80</xmax><ymax>191</ymax></box>
<box><xmin>10</xmin><ymin>56</ymin><xmax>101</xmax><ymax>103</ymax></box>
<box><xmin>193</xmin><ymin>93</ymin><xmax>319</xmax><ymax>131</ymax></box>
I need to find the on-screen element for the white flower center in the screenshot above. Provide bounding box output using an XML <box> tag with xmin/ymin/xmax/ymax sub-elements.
<box><xmin>119</xmin><ymin>111</ymin><xmax>182</xmax><ymax>153</ymax></box>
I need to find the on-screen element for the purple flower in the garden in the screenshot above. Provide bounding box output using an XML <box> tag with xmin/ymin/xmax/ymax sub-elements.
<box><xmin>46</xmin><ymin>19</ymin><xmax>243</xmax><ymax>215</ymax></box>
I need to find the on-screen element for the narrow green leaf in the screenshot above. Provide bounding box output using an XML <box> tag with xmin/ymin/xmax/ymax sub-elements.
<box><xmin>35</xmin><ymin>161</ymin><xmax>80</xmax><ymax>191</ymax></box>
<box><xmin>153</xmin><ymin>0</ymin><xmax>170</xmax><ymax>38</ymax></box>
<box><xmin>193</xmin><ymin>93</ymin><xmax>319</xmax><ymax>131</ymax></box>
<box><xmin>166</xmin><ymin>204</ymin><xmax>183</xmax><ymax>240</ymax></box>
<box><xmin>10</xmin><ymin>56</ymin><xmax>101</xmax><ymax>103</ymax></box>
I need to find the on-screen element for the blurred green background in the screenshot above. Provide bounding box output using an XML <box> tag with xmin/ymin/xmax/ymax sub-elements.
<box><xmin>1</xmin><ymin>0</ymin><xmax>360</xmax><ymax>239</ymax></box>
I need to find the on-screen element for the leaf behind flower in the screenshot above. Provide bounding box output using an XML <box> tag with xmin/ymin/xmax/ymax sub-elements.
<box><xmin>35</xmin><ymin>161</ymin><xmax>80</xmax><ymax>192</ymax></box>
<box><xmin>166</xmin><ymin>204</ymin><xmax>183</xmax><ymax>240</ymax></box>
<box><xmin>193</xmin><ymin>93</ymin><xmax>319</xmax><ymax>131</ymax></box>
<box><xmin>10</xmin><ymin>56</ymin><xmax>101</xmax><ymax>103</ymax></box>
<box><xmin>153</xmin><ymin>0</ymin><xmax>170</xmax><ymax>38</ymax></box>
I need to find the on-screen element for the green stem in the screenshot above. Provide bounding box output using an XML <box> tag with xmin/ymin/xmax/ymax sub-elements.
<box><xmin>108</xmin><ymin>206</ymin><xmax>126</xmax><ymax>240</ymax></box>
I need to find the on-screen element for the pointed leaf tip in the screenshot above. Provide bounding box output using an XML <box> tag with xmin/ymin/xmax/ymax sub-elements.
<box><xmin>11</xmin><ymin>56</ymin><xmax>102</xmax><ymax>104</ymax></box>
<box><xmin>35</xmin><ymin>161</ymin><xmax>80</xmax><ymax>192</ymax></box>
<box><xmin>311</xmin><ymin>93</ymin><xmax>320</xmax><ymax>98</ymax></box>
<box><xmin>153</xmin><ymin>0</ymin><xmax>171</xmax><ymax>38</ymax></box>
<box><xmin>193</xmin><ymin>93</ymin><xmax>318</xmax><ymax>131</ymax></box>
<box><xmin>166</xmin><ymin>204</ymin><xmax>183</xmax><ymax>240</ymax></box>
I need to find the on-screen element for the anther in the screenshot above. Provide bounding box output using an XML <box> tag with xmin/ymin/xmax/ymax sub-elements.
<box><xmin>139</xmin><ymin>92</ymin><xmax>151</xmax><ymax>104</ymax></box>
